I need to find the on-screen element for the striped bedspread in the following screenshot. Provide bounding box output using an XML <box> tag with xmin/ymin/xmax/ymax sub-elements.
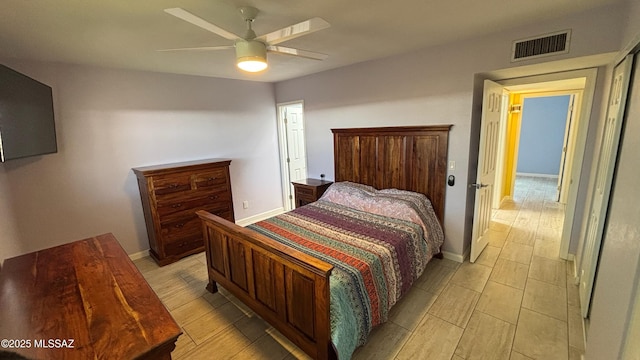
<box><xmin>247</xmin><ymin>189</ymin><xmax>443</xmax><ymax>359</ymax></box>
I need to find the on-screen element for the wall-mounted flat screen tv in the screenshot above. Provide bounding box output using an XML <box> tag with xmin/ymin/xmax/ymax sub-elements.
<box><xmin>0</xmin><ymin>64</ymin><xmax>57</xmax><ymax>162</ymax></box>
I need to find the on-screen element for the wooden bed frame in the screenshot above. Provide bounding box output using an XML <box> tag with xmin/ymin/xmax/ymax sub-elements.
<box><xmin>196</xmin><ymin>125</ymin><xmax>451</xmax><ymax>359</ymax></box>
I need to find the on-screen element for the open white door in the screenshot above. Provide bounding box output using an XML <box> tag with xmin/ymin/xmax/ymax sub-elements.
<box><xmin>277</xmin><ymin>102</ymin><xmax>308</xmax><ymax>211</ymax></box>
<box><xmin>285</xmin><ymin>105</ymin><xmax>307</xmax><ymax>184</ymax></box>
<box><xmin>579</xmin><ymin>55</ymin><xmax>634</xmax><ymax>317</ymax></box>
<box><xmin>557</xmin><ymin>94</ymin><xmax>579</xmax><ymax>204</ymax></box>
<box><xmin>470</xmin><ymin>80</ymin><xmax>506</xmax><ymax>262</ymax></box>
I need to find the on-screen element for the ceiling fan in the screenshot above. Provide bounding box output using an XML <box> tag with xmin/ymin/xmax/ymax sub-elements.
<box><xmin>162</xmin><ymin>6</ymin><xmax>330</xmax><ymax>72</ymax></box>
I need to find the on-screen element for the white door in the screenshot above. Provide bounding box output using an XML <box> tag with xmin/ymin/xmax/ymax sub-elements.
<box><xmin>579</xmin><ymin>55</ymin><xmax>634</xmax><ymax>317</ymax></box>
<box><xmin>557</xmin><ymin>94</ymin><xmax>578</xmax><ymax>204</ymax></box>
<box><xmin>470</xmin><ymin>80</ymin><xmax>505</xmax><ymax>262</ymax></box>
<box><xmin>285</xmin><ymin>105</ymin><xmax>307</xmax><ymax>182</ymax></box>
<box><xmin>277</xmin><ymin>102</ymin><xmax>308</xmax><ymax>210</ymax></box>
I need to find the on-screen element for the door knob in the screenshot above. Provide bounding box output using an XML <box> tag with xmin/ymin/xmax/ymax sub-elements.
<box><xmin>470</xmin><ymin>183</ymin><xmax>488</xmax><ymax>189</ymax></box>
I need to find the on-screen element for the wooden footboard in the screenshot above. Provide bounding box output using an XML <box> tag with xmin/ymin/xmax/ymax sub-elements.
<box><xmin>196</xmin><ymin>210</ymin><xmax>336</xmax><ymax>360</ymax></box>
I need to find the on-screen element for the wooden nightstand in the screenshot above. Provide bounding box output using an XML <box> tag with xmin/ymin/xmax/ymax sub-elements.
<box><xmin>292</xmin><ymin>178</ymin><xmax>333</xmax><ymax>208</ymax></box>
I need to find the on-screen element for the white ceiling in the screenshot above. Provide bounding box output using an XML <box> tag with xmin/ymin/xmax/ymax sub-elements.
<box><xmin>0</xmin><ymin>0</ymin><xmax>622</xmax><ymax>83</ymax></box>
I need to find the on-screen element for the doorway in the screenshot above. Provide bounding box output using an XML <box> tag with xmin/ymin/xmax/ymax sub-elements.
<box><xmin>499</xmin><ymin>73</ymin><xmax>596</xmax><ymax>262</ymax></box>
<box><xmin>276</xmin><ymin>101</ymin><xmax>308</xmax><ymax>211</ymax></box>
<box><xmin>470</xmin><ymin>68</ymin><xmax>598</xmax><ymax>262</ymax></box>
<box><xmin>504</xmin><ymin>91</ymin><xmax>580</xmax><ymax>206</ymax></box>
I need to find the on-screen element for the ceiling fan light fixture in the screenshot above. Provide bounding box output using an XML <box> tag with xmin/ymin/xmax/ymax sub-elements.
<box><xmin>237</xmin><ymin>58</ymin><xmax>268</xmax><ymax>72</ymax></box>
<box><xmin>163</xmin><ymin>6</ymin><xmax>330</xmax><ymax>73</ymax></box>
<box><xmin>236</xmin><ymin>40</ymin><xmax>268</xmax><ymax>72</ymax></box>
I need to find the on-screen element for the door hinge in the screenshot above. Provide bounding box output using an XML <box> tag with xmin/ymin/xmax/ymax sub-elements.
<box><xmin>287</xmin><ymin>157</ymin><xmax>290</xmax><ymax>163</ymax></box>
<box><xmin>289</xmin><ymin>194</ymin><xmax>293</xmax><ymax>199</ymax></box>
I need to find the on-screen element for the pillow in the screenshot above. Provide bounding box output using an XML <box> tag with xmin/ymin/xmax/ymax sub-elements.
<box><xmin>320</xmin><ymin>182</ymin><xmax>443</xmax><ymax>248</ymax></box>
<box><xmin>319</xmin><ymin>181</ymin><xmax>377</xmax><ymax>209</ymax></box>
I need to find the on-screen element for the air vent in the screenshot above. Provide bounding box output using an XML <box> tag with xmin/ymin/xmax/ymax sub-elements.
<box><xmin>511</xmin><ymin>30</ymin><xmax>571</xmax><ymax>62</ymax></box>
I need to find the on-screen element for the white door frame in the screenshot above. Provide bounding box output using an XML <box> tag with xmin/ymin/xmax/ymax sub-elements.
<box><xmin>276</xmin><ymin>100</ymin><xmax>307</xmax><ymax>211</ymax></box>
<box><xmin>498</xmin><ymin>68</ymin><xmax>598</xmax><ymax>260</ymax></box>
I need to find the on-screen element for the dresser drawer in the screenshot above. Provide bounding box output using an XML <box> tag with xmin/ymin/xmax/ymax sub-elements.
<box><xmin>160</xmin><ymin>205</ymin><xmax>233</xmax><ymax>241</ymax></box>
<box><xmin>295</xmin><ymin>186</ymin><xmax>315</xmax><ymax>197</ymax></box>
<box><xmin>160</xmin><ymin>216</ymin><xmax>202</xmax><ymax>241</ymax></box>
<box><xmin>207</xmin><ymin>209</ymin><xmax>233</xmax><ymax>222</ymax></box>
<box><xmin>153</xmin><ymin>174</ymin><xmax>191</xmax><ymax>195</ymax></box>
<box><xmin>164</xmin><ymin>234</ymin><xmax>203</xmax><ymax>257</ymax></box>
<box><xmin>193</xmin><ymin>169</ymin><xmax>228</xmax><ymax>189</ymax></box>
<box><xmin>160</xmin><ymin>200</ymin><xmax>232</xmax><ymax>224</ymax></box>
<box><xmin>156</xmin><ymin>190</ymin><xmax>232</xmax><ymax>217</ymax></box>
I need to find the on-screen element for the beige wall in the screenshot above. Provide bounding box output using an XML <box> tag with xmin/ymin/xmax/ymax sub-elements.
<box><xmin>0</xmin><ymin>61</ymin><xmax>281</xmax><ymax>260</ymax></box>
<box><xmin>275</xmin><ymin>3</ymin><xmax>625</xmax><ymax>258</ymax></box>
<box><xmin>0</xmin><ymin>168</ymin><xmax>22</xmax><ymax>260</ymax></box>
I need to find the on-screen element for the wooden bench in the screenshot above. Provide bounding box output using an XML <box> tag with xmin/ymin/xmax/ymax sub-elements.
<box><xmin>0</xmin><ymin>233</ymin><xmax>182</xmax><ymax>360</ymax></box>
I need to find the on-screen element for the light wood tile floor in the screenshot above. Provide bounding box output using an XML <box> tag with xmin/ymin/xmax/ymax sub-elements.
<box><xmin>133</xmin><ymin>176</ymin><xmax>584</xmax><ymax>360</ymax></box>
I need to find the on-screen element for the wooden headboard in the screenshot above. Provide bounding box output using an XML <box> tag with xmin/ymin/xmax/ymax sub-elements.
<box><xmin>332</xmin><ymin>125</ymin><xmax>452</xmax><ymax>224</ymax></box>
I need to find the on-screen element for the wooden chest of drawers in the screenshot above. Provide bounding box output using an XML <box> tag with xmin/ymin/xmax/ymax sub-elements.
<box><xmin>133</xmin><ymin>159</ymin><xmax>234</xmax><ymax>266</ymax></box>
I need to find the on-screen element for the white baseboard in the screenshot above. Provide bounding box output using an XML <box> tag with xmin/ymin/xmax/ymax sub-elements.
<box><xmin>516</xmin><ymin>172</ymin><xmax>559</xmax><ymax>179</ymax></box>
<box><xmin>442</xmin><ymin>250</ymin><xmax>466</xmax><ymax>263</ymax></box>
<box><xmin>568</xmin><ymin>253</ymin><xmax>581</xmax><ymax>285</ymax></box>
<box><xmin>129</xmin><ymin>249</ymin><xmax>149</xmax><ymax>260</ymax></box>
<box><xmin>236</xmin><ymin>207</ymin><xmax>286</xmax><ymax>227</ymax></box>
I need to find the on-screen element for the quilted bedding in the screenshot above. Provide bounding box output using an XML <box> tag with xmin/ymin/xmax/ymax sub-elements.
<box><xmin>247</xmin><ymin>183</ymin><xmax>444</xmax><ymax>359</ymax></box>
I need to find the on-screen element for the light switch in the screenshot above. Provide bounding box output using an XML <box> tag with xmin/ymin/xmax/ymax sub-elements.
<box><xmin>449</xmin><ymin>160</ymin><xmax>456</xmax><ymax>170</ymax></box>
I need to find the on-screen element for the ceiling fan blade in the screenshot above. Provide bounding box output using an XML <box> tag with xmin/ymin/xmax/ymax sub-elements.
<box><xmin>267</xmin><ymin>46</ymin><xmax>328</xmax><ymax>60</ymax></box>
<box><xmin>157</xmin><ymin>45</ymin><xmax>235</xmax><ymax>52</ymax></box>
<box><xmin>257</xmin><ymin>17</ymin><xmax>330</xmax><ymax>45</ymax></box>
<box><xmin>164</xmin><ymin>8</ymin><xmax>239</xmax><ymax>41</ymax></box>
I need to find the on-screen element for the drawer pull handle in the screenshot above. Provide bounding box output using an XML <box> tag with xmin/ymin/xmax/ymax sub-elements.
<box><xmin>207</xmin><ymin>177</ymin><xmax>216</xmax><ymax>181</ymax></box>
<box><xmin>169</xmin><ymin>184</ymin><xmax>178</xmax><ymax>189</ymax></box>
<box><xmin>171</xmin><ymin>203</ymin><xmax>183</xmax><ymax>208</ymax></box>
<box><xmin>174</xmin><ymin>223</ymin><xmax>185</xmax><ymax>228</ymax></box>
<box><xmin>209</xmin><ymin>195</ymin><xmax>219</xmax><ymax>200</ymax></box>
